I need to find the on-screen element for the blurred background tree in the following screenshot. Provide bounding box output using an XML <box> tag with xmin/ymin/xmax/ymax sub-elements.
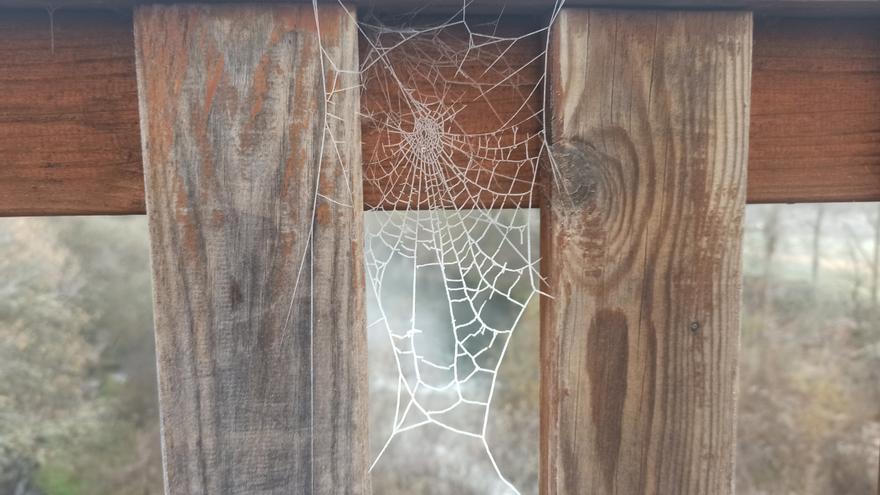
<box><xmin>0</xmin><ymin>204</ymin><xmax>878</xmax><ymax>495</ymax></box>
<box><xmin>0</xmin><ymin>217</ymin><xmax>161</xmax><ymax>495</ymax></box>
<box><xmin>738</xmin><ymin>204</ymin><xmax>880</xmax><ymax>495</ymax></box>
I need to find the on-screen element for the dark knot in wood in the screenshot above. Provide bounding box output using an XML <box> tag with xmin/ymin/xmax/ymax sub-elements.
<box><xmin>547</xmin><ymin>133</ymin><xmax>641</xmax><ymax>234</ymax></box>
<box><xmin>548</xmin><ymin>139</ymin><xmax>603</xmax><ymax>207</ymax></box>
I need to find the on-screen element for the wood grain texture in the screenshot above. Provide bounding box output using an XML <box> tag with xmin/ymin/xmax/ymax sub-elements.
<box><xmin>543</xmin><ymin>9</ymin><xmax>750</xmax><ymax>495</ymax></box>
<box><xmin>1</xmin><ymin>12</ymin><xmax>879</xmax><ymax>215</ymax></box>
<box><xmin>749</xmin><ymin>16</ymin><xmax>880</xmax><ymax>203</ymax></box>
<box><xmin>0</xmin><ymin>10</ymin><xmax>143</xmax><ymax>216</ymax></box>
<box><xmin>134</xmin><ymin>4</ymin><xmax>368</xmax><ymax>494</ymax></box>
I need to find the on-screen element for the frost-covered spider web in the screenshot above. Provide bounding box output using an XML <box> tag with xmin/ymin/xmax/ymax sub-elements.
<box><xmin>353</xmin><ymin>3</ymin><xmax>563</xmax><ymax>493</ymax></box>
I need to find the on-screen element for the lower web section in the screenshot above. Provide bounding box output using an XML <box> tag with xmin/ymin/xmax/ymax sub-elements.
<box><xmin>365</xmin><ymin>209</ymin><xmax>540</xmax><ymax>495</ymax></box>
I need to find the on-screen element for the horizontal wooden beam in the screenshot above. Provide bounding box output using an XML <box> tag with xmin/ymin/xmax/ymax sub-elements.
<box><xmin>2</xmin><ymin>0</ymin><xmax>880</xmax><ymax>16</ymax></box>
<box><xmin>749</xmin><ymin>16</ymin><xmax>880</xmax><ymax>203</ymax></box>
<box><xmin>0</xmin><ymin>10</ymin><xmax>142</xmax><ymax>216</ymax></box>
<box><xmin>1</xmin><ymin>10</ymin><xmax>879</xmax><ymax>215</ymax></box>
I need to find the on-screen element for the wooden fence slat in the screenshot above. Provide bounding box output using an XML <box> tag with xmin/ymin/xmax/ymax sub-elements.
<box><xmin>134</xmin><ymin>4</ymin><xmax>368</xmax><ymax>494</ymax></box>
<box><xmin>542</xmin><ymin>9</ymin><xmax>751</xmax><ymax>495</ymax></box>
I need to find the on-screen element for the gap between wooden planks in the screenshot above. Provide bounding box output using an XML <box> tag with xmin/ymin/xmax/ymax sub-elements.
<box><xmin>1</xmin><ymin>10</ymin><xmax>879</xmax><ymax>215</ymax></box>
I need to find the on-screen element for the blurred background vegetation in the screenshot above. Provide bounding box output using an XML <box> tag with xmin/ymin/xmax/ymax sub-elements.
<box><xmin>0</xmin><ymin>204</ymin><xmax>878</xmax><ymax>494</ymax></box>
<box><xmin>365</xmin><ymin>210</ymin><xmax>540</xmax><ymax>495</ymax></box>
<box><xmin>0</xmin><ymin>217</ymin><xmax>160</xmax><ymax>495</ymax></box>
<box><xmin>738</xmin><ymin>204</ymin><xmax>880</xmax><ymax>494</ymax></box>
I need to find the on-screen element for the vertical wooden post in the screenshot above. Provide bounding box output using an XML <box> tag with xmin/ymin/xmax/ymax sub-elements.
<box><xmin>542</xmin><ymin>9</ymin><xmax>751</xmax><ymax>495</ymax></box>
<box><xmin>134</xmin><ymin>4</ymin><xmax>368</xmax><ymax>494</ymax></box>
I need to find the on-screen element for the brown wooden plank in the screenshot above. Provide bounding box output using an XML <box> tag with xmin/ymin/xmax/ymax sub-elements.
<box><xmin>749</xmin><ymin>16</ymin><xmax>880</xmax><ymax>203</ymax></box>
<box><xmin>1</xmin><ymin>12</ymin><xmax>879</xmax><ymax>215</ymax></box>
<box><xmin>0</xmin><ymin>9</ymin><xmax>144</xmax><ymax>216</ymax></box>
<box><xmin>134</xmin><ymin>4</ymin><xmax>368</xmax><ymax>494</ymax></box>
<box><xmin>542</xmin><ymin>9</ymin><xmax>750</xmax><ymax>494</ymax></box>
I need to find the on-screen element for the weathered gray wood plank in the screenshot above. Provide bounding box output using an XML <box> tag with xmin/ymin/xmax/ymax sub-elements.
<box><xmin>542</xmin><ymin>9</ymin><xmax>751</xmax><ymax>495</ymax></box>
<box><xmin>134</xmin><ymin>4</ymin><xmax>368</xmax><ymax>494</ymax></box>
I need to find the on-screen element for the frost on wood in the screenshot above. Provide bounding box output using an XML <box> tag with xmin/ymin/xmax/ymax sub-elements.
<box><xmin>350</xmin><ymin>3</ymin><xmax>563</xmax><ymax>493</ymax></box>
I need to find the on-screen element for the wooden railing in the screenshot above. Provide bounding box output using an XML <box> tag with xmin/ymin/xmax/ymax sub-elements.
<box><xmin>1</xmin><ymin>10</ymin><xmax>879</xmax><ymax>215</ymax></box>
<box><xmin>1</xmin><ymin>2</ymin><xmax>878</xmax><ymax>494</ymax></box>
